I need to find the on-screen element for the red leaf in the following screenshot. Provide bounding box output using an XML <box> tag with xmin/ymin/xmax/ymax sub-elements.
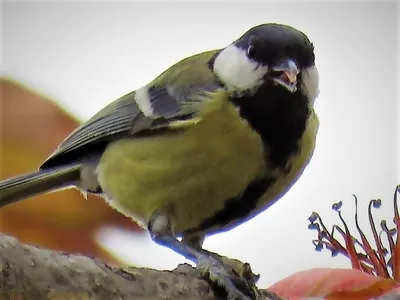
<box><xmin>268</xmin><ymin>268</ymin><xmax>399</xmax><ymax>298</ymax></box>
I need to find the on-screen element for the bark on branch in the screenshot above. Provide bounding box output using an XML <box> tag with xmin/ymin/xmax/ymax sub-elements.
<box><xmin>0</xmin><ymin>234</ymin><xmax>279</xmax><ymax>300</ymax></box>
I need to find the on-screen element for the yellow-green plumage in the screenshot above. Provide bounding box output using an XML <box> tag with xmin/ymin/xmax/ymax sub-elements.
<box><xmin>152</xmin><ymin>50</ymin><xmax>218</xmax><ymax>87</ymax></box>
<box><xmin>97</xmin><ymin>90</ymin><xmax>266</xmax><ymax>233</ymax></box>
<box><xmin>97</xmin><ymin>87</ymin><xmax>318</xmax><ymax>234</ymax></box>
<box><xmin>36</xmin><ymin>47</ymin><xmax>319</xmax><ymax>237</ymax></box>
<box><xmin>0</xmin><ymin>23</ymin><xmax>320</xmax><ymax>300</ymax></box>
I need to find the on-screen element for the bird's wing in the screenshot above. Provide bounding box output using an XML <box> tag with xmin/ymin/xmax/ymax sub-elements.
<box><xmin>41</xmin><ymin>50</ymin><xmax>222</xmax><ymax>168</ymax></box>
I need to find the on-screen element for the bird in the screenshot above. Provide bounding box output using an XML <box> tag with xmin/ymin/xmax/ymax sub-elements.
<box><xmin>0</xmin><ymin>23</ymin><xmax>320</xmax><ymax>299</ymax></box>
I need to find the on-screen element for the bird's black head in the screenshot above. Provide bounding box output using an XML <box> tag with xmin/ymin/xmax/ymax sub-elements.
<box><xmin>210</xmin><ymin>23</ymin><xmax>319</xmax><ymax>102</ymax></box>
<box><xmin>238</xmin><ymin>23</ymin><xmax>315</xmax><ymax>70</ymax></box>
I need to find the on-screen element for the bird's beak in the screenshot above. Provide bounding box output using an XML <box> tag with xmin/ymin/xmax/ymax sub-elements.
<box><xmin>270</xmin><ymin>59</ymin><xmax>300</xmax><ymax>92</ymax></box>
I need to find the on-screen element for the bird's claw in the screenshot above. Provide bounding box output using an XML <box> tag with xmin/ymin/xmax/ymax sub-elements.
<box><xmin>220</xmin><ymin>256</ymin><xmax>260</xmax><ymax>287</ymax></box>
<box><xmin>197</xmin><ymin>253</ymin><xmax>255</xmax><ymax>300</ymax></box>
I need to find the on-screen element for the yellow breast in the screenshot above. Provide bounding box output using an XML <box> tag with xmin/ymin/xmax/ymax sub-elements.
<box><xmin>96</xmin><ymin>92</ymin><xmax>266</xmax><ymax>233</ymax></box>
<box><xmin>198</xmin><ymin>109</ymin><xmax>319</xmax><ymax>234</ymax></box>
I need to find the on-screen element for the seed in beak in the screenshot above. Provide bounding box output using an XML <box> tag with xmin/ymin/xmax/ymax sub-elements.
<box><xmin>282</xmin><ymin>70</ymin><xmax>298</xmax><ymax>83</ymax></box>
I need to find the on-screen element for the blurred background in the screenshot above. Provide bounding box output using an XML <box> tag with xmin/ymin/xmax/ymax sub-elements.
<box><xmin>0</xmin><ymin>1</ymin><xmax>398</xmax><ymax>287</ymax></box>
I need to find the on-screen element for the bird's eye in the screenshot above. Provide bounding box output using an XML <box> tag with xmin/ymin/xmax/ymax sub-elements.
<box><xmin>247</xmin><ymin>45</ymin><xmax>257</xmax><ymax>59</ymax></box>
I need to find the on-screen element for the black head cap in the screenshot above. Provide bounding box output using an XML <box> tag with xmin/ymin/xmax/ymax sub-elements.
<box><xmin>235</xmin><ymin>23</ymin><xmax>315</xmax><ymax>69</ymax></box>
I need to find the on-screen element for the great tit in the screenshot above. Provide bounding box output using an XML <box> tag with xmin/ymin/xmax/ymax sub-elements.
<box><xmin>0</xmin><ymin>23</ymin><xmax>320</xmax><ymax>299</ymax></box>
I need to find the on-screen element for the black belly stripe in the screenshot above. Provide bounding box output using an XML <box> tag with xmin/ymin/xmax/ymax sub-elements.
<box><xmin>184</xmin><ymin>176</ymin><xmax>276</xmax><ymax>235</ymax></box>
<box><xmin>233</xmin><ymin>82</ymin><xmax>310</xmax><ymax>169</ymax></box>
<box><xmin>184</xmin><ymin>83</ymin><xmax>310</xmax><ymax>235</ymax></box>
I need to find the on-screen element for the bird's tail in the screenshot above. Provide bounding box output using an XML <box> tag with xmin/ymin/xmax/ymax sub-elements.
<box><xmin>0</xmin><ymin>163</ymin><xmax>82</xmax><ymax>207</ymax></box>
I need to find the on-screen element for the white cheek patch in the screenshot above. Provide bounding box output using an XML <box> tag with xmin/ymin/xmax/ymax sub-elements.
<box><xmin>134</xmin><ymin>86</ymin><xmax>154</xmax><ymax>117</ymax></box>
<box><xmin>213</xmin><ymin>44</ymin><xmax>269</xmax><ymax>93</ymax></box>
<box><xmin>301</xmin><ymin>65</ymin><xmax>320</xmax><ymax>103</ymax></box>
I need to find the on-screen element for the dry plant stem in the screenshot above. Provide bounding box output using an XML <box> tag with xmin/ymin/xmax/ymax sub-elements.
<box><xmin>0</xmin><ymin>234</ymin><xmax>280</xmax><ymax>300</ymax></box>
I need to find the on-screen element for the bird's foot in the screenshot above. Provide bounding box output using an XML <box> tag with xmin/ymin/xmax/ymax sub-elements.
<box><xmin>219</xmin><ymin>255</ymin><xmax>260</xmax><ymax>288</ymax></box>
<box><xmin>197</xmin><ymin>253</ymin><xmax>258</xmax><ymax>300</ymax></box>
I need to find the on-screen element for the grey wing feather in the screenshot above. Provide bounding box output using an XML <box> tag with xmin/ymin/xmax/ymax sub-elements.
<box><xmin>146</xmin><ymin>49</ymin><xmax>222</xmax><ymax>117</ymax></box>
<box><xmin>147</xmin><ymin>82</ymin><xmax>221</xmax><ymax>118</ymax></box>
<box><xmin>41</xmin><ymin>50</ymin><xmax>222</xmax><ymax>169</ymax></box>
<box><xmin>41</xmin><ymin>91</ymin><xmax>142</xmax><ymax>167</ymax></box>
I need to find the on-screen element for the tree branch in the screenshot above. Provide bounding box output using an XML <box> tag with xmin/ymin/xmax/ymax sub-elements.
<box><xmin>0</xmin><ymin>234</ymin><xmax>280</xmax><ymax>300</ymax></box>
